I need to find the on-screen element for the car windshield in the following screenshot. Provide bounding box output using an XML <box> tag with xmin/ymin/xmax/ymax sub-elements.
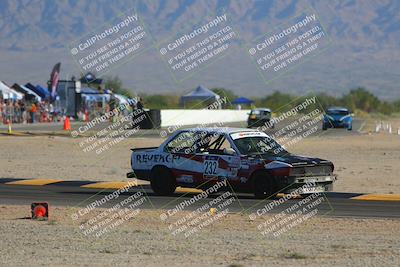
<box><xmin>232</xmin><ymin>136</ymin><xmax>288</xmax><ymax>156</ymax></box>
<box><xmin>251</xmin><ymin>110</ymin><xmax>270</xmax><ymax>115</ymax></box>
<box><xmin>327</xmin><ymin>109</ymin><xmax>349</xmax><ymax>115</ymax></box>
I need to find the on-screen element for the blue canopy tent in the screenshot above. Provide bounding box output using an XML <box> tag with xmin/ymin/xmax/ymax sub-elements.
<box><xmin>180</xmin><ymin>85</ymin><xmax>220</xmax><ymax>108</ymax></box>
<box><xmin>232</xmin><ymin>97</ymin><xmax>254</xmax><ymax>105</ymax></box>
<box><xmin>20</xmin><ymin>84</ymin><xmax>42</xmax><ymax>101</ymax></box>
<box><xmin>25</xmin><ymin>83</ymin><xmax>50</xmax><ymax>99</ymax></box>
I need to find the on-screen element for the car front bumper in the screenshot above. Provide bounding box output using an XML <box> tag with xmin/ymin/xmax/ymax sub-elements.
<box><xmin>281</xmin><ymin>175</ymin><xmax>336</xmax><ymax>194</ymax></box>
<box><xmin>325</xmin><ymin>120</ymin><xmax>350</xmax><ymax>128</ymax></box>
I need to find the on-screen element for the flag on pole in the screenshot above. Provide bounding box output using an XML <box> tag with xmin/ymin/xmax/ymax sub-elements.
<box><xmin>50</xmin><ymin>62</ymin><xmax>61</xmax><ymax>100</ymax></box>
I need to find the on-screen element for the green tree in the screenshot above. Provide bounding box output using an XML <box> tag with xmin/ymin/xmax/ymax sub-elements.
<box><xmin>211</xmin><ymin>88</ymin><xmax>238</xmax><ymax>106</ymax></box>
<box><xmin>341</xmin><ymin>87</ymin><xmax>380</xmax><ymax>112</ymax></box>
<box><xmin>140</xmin><ymin>94</ymin><xmax>180</xmax><ymax>109</ymax></box>
<box><xmin>257</xmin><ymin>91</ymin><xmax>295</xmax><ymax>111</ymax></box>
<box><xmin>313</xmin><ymin>92</ymin><xmax>340</xmax><ymax>110</ymax></box>
<box><xmin>104</xmin><ymin>75</ymin><xmax>134</xmax><ymax>98</ymax></box>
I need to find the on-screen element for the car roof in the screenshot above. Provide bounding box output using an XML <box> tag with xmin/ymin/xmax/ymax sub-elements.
<box><xmin>179</xmin><ymin>127</ymin><xmax>258</xmax><ymax>134</ymax></box>
<box><xmin>327</xmin><ymin>107</ymin><xmax>349</xmax><ymax>111</ymax></box>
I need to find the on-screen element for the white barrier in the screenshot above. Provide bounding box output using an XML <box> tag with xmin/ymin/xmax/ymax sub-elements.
<box><xmin>160</xmin><ymin>109</ymin><xmax>250</xmax><ymax>127</ymax></box>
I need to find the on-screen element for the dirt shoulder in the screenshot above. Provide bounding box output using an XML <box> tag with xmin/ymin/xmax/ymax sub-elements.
<box><xmin>1</xmin><ymin>205</ymin><xmax>399</xmax><ymax>267</ymax></box>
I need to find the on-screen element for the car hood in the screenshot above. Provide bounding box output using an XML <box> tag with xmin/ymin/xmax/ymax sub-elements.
<box><xmin>254</xmin><ymin>154</ymin><xmax>331</xmax><ymax>166</ymax></box>
<box><xmin>325</xmin><ymin>114</ymin><xmax>349</xmax><ymax>121</ymax></box>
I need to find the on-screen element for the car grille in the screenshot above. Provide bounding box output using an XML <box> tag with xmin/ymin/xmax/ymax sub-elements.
<box><xmin>291</xmin><ymin>165</ymin><xmax>332</xmax><ymax>176</ymax></box>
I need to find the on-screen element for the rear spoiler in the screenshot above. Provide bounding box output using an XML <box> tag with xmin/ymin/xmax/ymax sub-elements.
<box><xmin>130</xmin><ymin>147</ymin><xmax>158</xmax><ymax>152</ymax></box>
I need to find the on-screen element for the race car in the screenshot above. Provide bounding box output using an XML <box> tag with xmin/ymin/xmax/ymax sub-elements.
<box><xmin>322</xmin><ymin>107</ymin><xmax>353</xmax><ymax>130</ymax></box>
<box><xmin>247</xmin><ymin>108</ymin><xmax>274</xmax><ymax>128</ymax></box>
<box><xmin>127</xmin><ymin>128</ymin><xmax>336</xmax><ymax>198</ymax></box>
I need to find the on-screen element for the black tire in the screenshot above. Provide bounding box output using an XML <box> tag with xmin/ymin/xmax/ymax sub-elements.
<box><xmin>150</xmin><ymin>166</ymin><xmax>176</xmax><ymax>196</ymax></box>
<box><xmin>252</xmin><ymin>171</ymin><xmax>278</xmax><ymax>199</ymax></box>
<box><xmin>322</xmin><ymin>124</ymin><xmax>327</xmax><ymax>130</ymax></box>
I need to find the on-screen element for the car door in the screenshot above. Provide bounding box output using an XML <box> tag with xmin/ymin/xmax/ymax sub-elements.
<box><xmin>164</xmin><ymin>130</ymin><xmax>204</xmax><ymax>185</ymax></box>
<box><xmin>197</xmin><ymin>133</ymin><xmax>241</xmax><ymax>182</ymax></box>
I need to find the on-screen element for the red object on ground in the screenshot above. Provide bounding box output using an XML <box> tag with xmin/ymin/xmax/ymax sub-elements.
<box><xmin>84</xmin><ymin>110</ymin><xmax>89</xmax><ymax>122</ymax></box>
<box><xmin>31</xmin><ymin>202</ymin><xmax>49</xmax><ymax>220</ymax></box>
<box><xmin>63</xmin><ymin>117</ymin><xmax>71</xmax><ymax>130</ymax></box>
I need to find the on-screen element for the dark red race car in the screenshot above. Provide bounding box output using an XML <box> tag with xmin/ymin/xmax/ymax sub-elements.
<box><xmin>127</xmin><ymin>127</ymin><xmax>336</xmax><ymax>198</ymax></box>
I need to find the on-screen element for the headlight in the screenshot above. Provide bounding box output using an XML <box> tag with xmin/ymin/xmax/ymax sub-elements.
<box><xmin>339</xmin><ymin>115</ymin><xmax>351</xmax><ymax>122</ymax></box>
<box><xmin>325</xmin><ymin>115</ymin><xmax>334</xmax><ymax>121</ymax></box>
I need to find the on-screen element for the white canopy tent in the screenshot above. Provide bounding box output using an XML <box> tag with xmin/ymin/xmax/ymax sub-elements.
<box><xmin>0</xmin><ymin>81</ymin><xmax>23</xmax><ymax>100</ymax></box>
<box><xmin>114</xmin><ymin>94</ymin><xmax>136</xmax><ymax>105</ymax></box>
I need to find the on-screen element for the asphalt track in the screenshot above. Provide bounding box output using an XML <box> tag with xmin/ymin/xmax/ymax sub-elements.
<box><xmin>0</xmin><ymin>178</ymin><xmax>399</xmax><ymax>219</ymax></box>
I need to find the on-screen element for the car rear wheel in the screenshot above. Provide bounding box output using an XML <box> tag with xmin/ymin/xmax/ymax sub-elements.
<box><xmin>150</xmin><ymin>166</ymin><xmax>176</xmax><ymax>196</ymax></box>
<box><xmin>252</xmin><ymin>172</ymin><xmax>278</xmax><ymax>199</ymax></box>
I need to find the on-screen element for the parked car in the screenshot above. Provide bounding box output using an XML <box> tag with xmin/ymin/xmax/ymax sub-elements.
<box><xmin>323</xmin><ymin>107</ymin><xmax>353</xmax><ymax>130</ymax></box>
<box><xmin>127</xmin><ymin>127</ymin><xmax>336</xmax><ymax>198</ymax></box>
<box><xmin>247</xmin><ymin>108</ymin><xmax>274</xmax><ymax>128</ymax></box>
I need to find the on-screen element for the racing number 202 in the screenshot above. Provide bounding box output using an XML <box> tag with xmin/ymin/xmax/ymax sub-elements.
<box><xmin>204</xmin><ymin>160</ymin><xmax>218</xmax><ymax>175</ymax></box>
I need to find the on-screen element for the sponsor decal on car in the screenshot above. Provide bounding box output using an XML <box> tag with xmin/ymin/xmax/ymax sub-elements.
<box><xmin>136</xmin><ymin>154</ymin><xmax>180</xmax><ymax>164</ymax></box>
<box><xmin>228</xmin><ymin>167</ymin><xmax>239</xmax><ymax>177</ymax></box>
<box><xmin>230</xmin><ymin>131</ymin><xmax>268</xmax><ymax>140</ymax></box>
<box><xmin>228</xmin><ymin>156</ymin><xmax>241</xmax><ymax>167</ymax></box>
<box><xmin>176</xmin><ymin>175</ymin><xmax>194</xmax><ymax>184</ymax></box>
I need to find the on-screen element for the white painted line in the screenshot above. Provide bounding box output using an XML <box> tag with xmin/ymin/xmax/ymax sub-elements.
<box><xmin>357</xmin><ymin>121</ymin><xmax>366</xmax><ymax>133</ymax></box>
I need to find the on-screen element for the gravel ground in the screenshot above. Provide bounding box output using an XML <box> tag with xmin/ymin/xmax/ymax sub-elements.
<box><xmin>0</xmin><ymin>205</ymin><xmax>399</xmax><ymax>267</ymax></box>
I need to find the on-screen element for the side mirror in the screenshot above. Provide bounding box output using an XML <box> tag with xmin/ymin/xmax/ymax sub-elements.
<box><xmin>223</xmin><ymin>148</ymin><xmax>236</xmax><ymax>155</ymax></box>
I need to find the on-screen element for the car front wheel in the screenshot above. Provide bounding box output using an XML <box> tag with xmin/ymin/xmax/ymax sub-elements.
<box><xmin>150</xmin><ymin>166</ymin><xmax>176</xmax><ymax>196</ymax></box>
<box><xmin>252</xmin><ymin>171</ymin><xmax>278</xmax><ymax>199</ymax></box>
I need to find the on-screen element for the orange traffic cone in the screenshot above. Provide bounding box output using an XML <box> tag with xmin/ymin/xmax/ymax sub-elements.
<box><xmin>63</xmin><ymin>116</ymin><xmax>71</xmax><ymax>130</ymax></box>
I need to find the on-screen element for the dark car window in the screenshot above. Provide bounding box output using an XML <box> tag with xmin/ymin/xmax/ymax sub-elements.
<box><xmin>327</xmin><ymin>110</ymin><xmax>349</xmax><ymax>115</ymax></box>
<box><xmin>232</xmin><ymin>136</ymin><xmax>287</xmax><ymax>156</ymax></box>
<box><xmin>197</xmin><ymin>133</ymin><xmax>234</xmax><ymax>155</ymax></box>
<box><xmin>165</xmin><ymin>131</ymin><xmax>198</xmax><ymax>154</ymax></box>
<box><xmin>250</xmin><ymin>110</ymin><xmax>261</xmax><ymax>115</ymax></box>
